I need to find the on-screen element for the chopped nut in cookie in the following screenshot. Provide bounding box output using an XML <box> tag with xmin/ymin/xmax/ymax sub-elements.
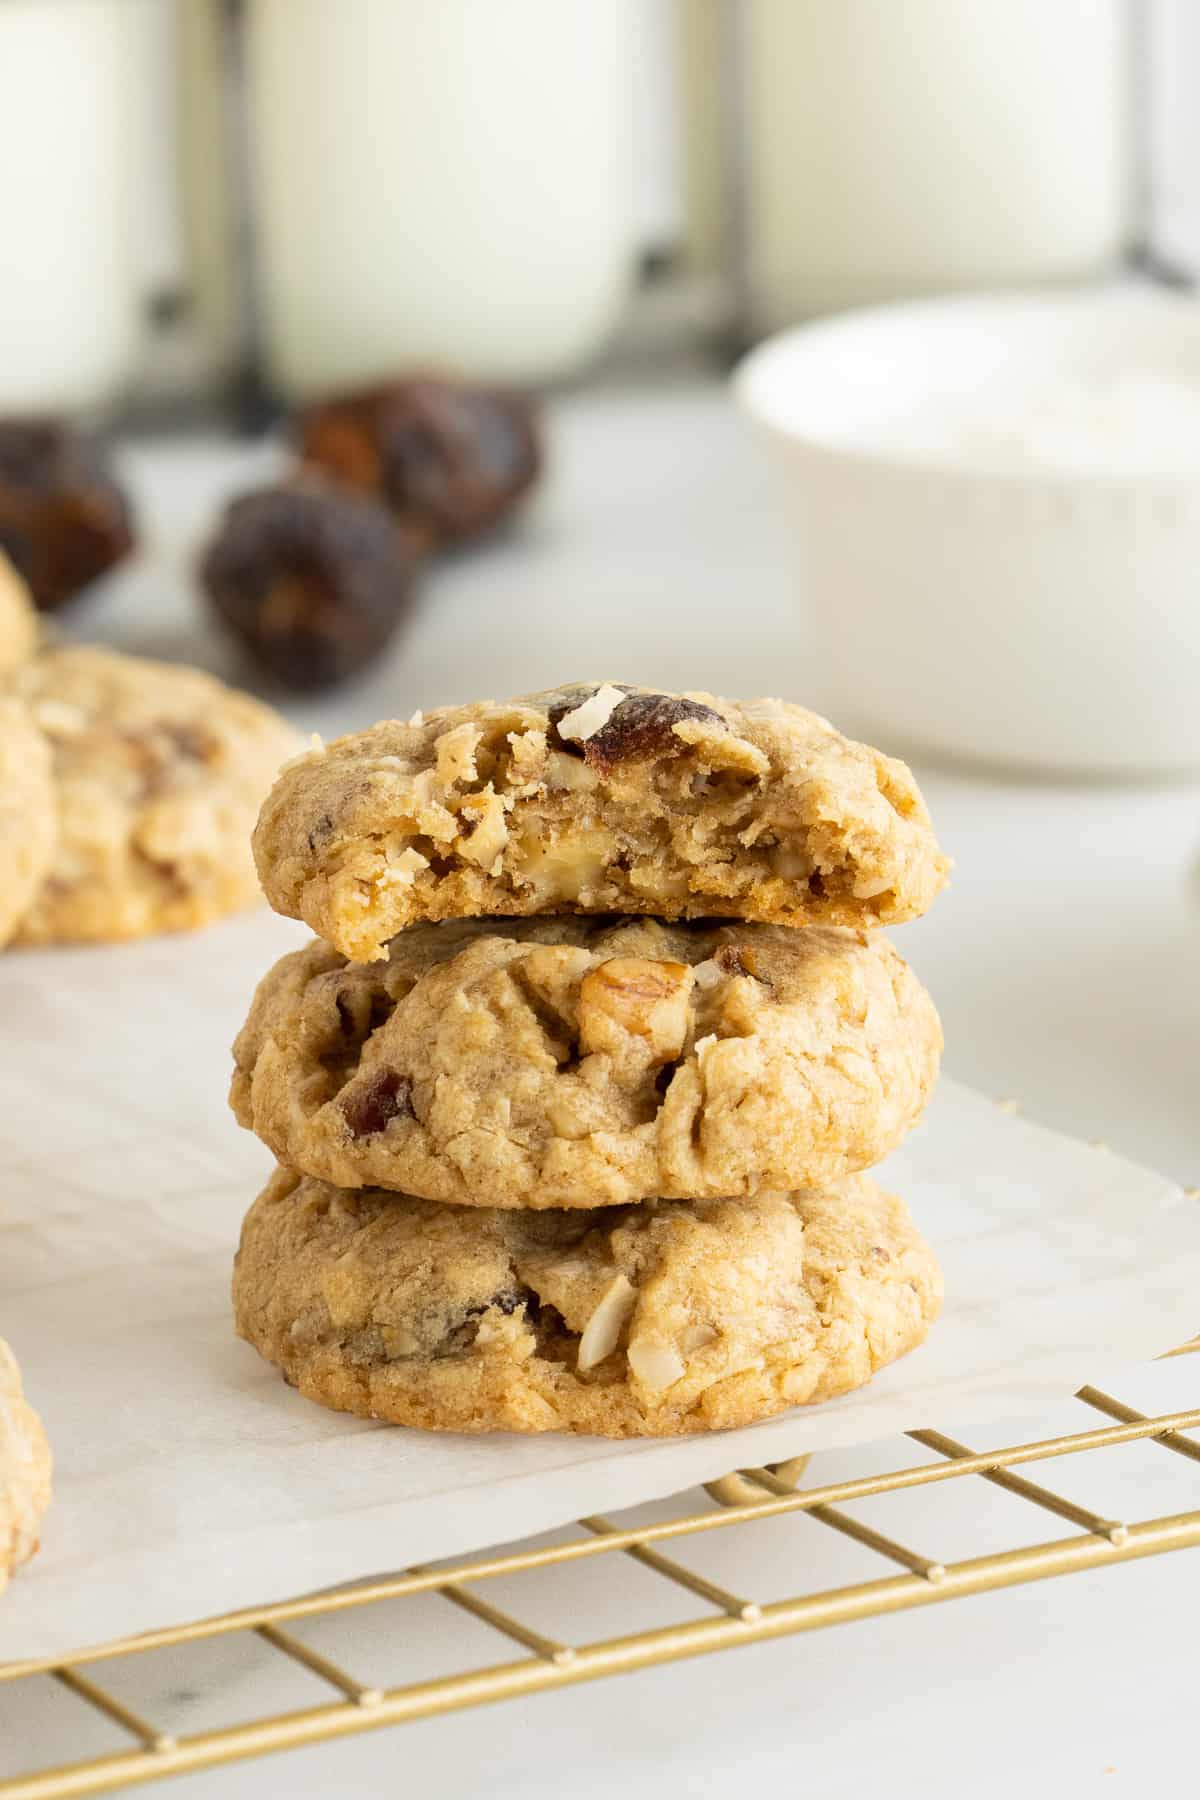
<box><xmin>578</xmin><ymin>957</ymin><xmax>694</xmax><ymax>1063</ymax></box>
<box><xmin>576</xmin><ymin>1274</ymin><xmax>636</xmax><ymax>1371</ymax></box>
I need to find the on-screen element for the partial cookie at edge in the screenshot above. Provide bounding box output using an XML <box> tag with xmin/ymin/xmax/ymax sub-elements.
<box><xmin>1</xmin><ymin>1339</ymin><xmax>52</xmax><ymax>1590</ymax></box>
<box><xmin>0</xmin><ymin>699</ymin><xmax>56</xmax><ymax>948</ymax></box>
<box><xmin>10</xmin><ymin>644</ymin><xmax>298</xmax><ymax>945</ymax></box>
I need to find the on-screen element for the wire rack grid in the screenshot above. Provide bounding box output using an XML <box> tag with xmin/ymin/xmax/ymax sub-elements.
<box><xmin>2</xmin><ymin>1340</ymin><xmax>1199</xmax><ymax>1800</ymax></box>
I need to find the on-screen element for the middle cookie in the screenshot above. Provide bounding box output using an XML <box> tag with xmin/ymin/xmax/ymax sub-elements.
<box><xmin>233</xmin><ymin>916</ymin><xmax>941</xmax><ymax>1210</ymax></box>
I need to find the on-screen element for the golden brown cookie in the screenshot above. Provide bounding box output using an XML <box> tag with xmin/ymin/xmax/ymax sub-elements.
<box><xmin>0</xmin><ymin>698</ymin><xmax>56</xmax><ymax>947</ymax></box>
<box><xmin>252</xmin><ymin>683</ymin><xmax>949</xmax><ymax>962</ymax></box>
<box><xmin>232</xmin><ymin>916</ymin><xmax>941</xmax><ymax>1209</ymax></box>
<box><xmin>0</xmin><ymin>549</ymin><xmax>38</xmax><ymax>676</ymax></box>
<box><xmin>10</xmin><ymin>645</ymin><xmax>297</xmax><ymax>945</ymax></box>
<box><xmin>233</xmin><ymin>1166</ymin><xmax>942</xmax><ymax>1438</ymax></box>
<box><xmin>1</xmin><ymin>1339</ymin><xmax>52</xmax><ymax>1592</ymax></box>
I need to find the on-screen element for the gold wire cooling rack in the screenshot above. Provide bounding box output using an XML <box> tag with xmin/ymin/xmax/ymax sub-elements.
<box><xmin>2</xmin><ymin>1341</ymin><xmax>1199</xmax><ymax>1799</ymax></box>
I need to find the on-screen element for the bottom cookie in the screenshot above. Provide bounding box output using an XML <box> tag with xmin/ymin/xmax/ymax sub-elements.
<box><xmin>233</xmin><ymin>1169</ymin><xmax>942</xmax><ymax>1438</ymax></box>
<box><xmin>1</xmin><ymin>1339</ymin><xmax>52</xmax><ymax>1592</ymax></box>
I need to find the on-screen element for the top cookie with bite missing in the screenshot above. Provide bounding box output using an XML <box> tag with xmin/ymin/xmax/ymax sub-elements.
<box><xmin>253</xmin><ymin>682</ymin><xmax>949</xmax><ymax>962</ymax></box>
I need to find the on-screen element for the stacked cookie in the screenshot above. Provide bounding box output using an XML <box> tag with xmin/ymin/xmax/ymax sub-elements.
<box><xmin>232</xmin><ymin>684</ymin><xmax>948</xmax><ymax>1437</ymax></box>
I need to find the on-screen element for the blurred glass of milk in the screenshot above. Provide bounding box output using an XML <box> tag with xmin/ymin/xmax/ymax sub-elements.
<box><xmin>0</xmin><ymin>0</ymin><xmax>139</xmax><ymax>411</ymax></box>
<box><xmin>742</xmin><ymin>0</ymin><xmax>1130</xmax><ymax>328</ymax></box>
<box><xmin>246</xmin><ymin>0</ymin><xmax>638</xmax><ymax>398</ymax></box>
<box><xmin>1148</xmin><ymin>0</ymin><xmax>1200</xmax><ymax>278</ymax></box>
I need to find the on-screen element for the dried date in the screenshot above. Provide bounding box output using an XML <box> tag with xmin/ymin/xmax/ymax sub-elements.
<box><xmin>296</xmin><ymin>377</ymin><xmax>541</xmax><ymax>546</ymax></box>
<box><xmin>200</xmin><ymin>483</ymin><xmax>422</xmax><ymax>691</ymax></box>
<box><xmin>0</xmin><ymin>420</ymin><xmax>134</xmax><ymax>611</ymax></box>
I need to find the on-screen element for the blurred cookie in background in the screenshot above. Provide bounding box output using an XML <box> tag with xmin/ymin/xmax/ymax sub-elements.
<box><xmin>10</xmin><ymin>644</ymin><xmax>296</xmax><ymax>946</ymax></box>
<box><xmin>0</xmin><ymin>421</ymin><xmax>135</xmax><ymax>613</ymax></box>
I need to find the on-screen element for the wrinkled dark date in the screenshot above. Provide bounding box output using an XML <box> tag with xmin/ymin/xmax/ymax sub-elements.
<box><xmin>341</xmin><ymin>1068</ymin><xmax>413</xmax><ymax>1138</ymax></box>
<box><xmin>548</xmin><ymin>686</ymin><xmax>726</xmax><ymax>772</ymax></box>
<box><xmin>0</xmin><ymin>420</ymin><xmax>135</xmax><ymax>611</ymax></box>
<box><xmin>296</xmin><ymin>377</ymin><xmax>541</xmax><ymax>547</ymax></box>
<box><xmin>200</xmin><ymin>484</ymin><xmax>421</xmax><ymax>692</ymax></box>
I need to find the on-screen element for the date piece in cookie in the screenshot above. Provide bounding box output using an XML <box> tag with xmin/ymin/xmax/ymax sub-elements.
<box><xmin>0</xmin><ymin>420</ymin><xmax>134</xmax><ymax>611</ymax></box>
<box><xmin>253</xmin><ymin>683</ymin><xmax>950</xmax><ymax>961</ymax></box>
<box><xmin>0</xmin><ymin>698</ymin><xmax>56</xmax><ymax>947</ymax></box>
<box><xmin>231</xmin><ymin>916</ymin><xmax>941</xmax><ymax>1209</ymax></box>
<box><xmin>295</xmin><ymin>377</ymin><xmax>541</xmax><ymax>547</ymax></box>
<box><xmin>1</xmin><ymin>1339</ymin><xmax>51</xmax><ymax>1592</ymax></box>
<box><xmin>234</xmin><ymin>1166</ymin><xmax>942</xmax><ymax>1438</ymax></box>
<box><xmin>11</xmin><ymin>644</ymin><xmax>297</xmax><ymax>945</ymax></box>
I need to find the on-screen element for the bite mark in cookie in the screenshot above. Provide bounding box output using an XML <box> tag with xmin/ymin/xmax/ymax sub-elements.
<box><xmin>252</xmin><ymin>682</ymin><xmax>949</xmax><ymax>961</ymax></box>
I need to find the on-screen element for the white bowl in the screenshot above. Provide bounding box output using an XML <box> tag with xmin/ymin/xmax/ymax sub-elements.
<box><xmin>735</xmin><ymin>288</ymin><xmax>1200</xmax><ymax>775</ymax></box>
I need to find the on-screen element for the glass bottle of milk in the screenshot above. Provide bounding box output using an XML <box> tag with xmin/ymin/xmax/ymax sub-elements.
<box><xmin>740</xmin><ymin>0</ymin><xmax>1130</xmax><ymax>328</ymax></box>
<box><xmin>245</xmin><ymin>0</ymin><xmax>638</xmax><ymax>398</ymax></box>
<box><xmin>0</xmin><ymin>0</ymin><xmax>139</xmax><ymax>412</ymax></box>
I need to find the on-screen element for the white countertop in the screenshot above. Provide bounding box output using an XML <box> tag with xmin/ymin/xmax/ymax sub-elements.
<box><xmin>11</xmin><ymin>379</ymin><xmax>1200</xmax><ymax>1796</ymax></box>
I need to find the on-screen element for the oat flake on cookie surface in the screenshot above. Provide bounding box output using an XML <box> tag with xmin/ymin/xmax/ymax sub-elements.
<box><xmin>232</xmin><ymin>915</ymin><xmax>942</xmax><ymax>1210</ymax></box>
<box><xmin>233</xmin><ymin>1166</ymin><xmax>942</xmax><ymax>1438</ymax></box>
<box><xmin>252</xmin><ymin>682</ymin><xmax>949</xmax><ymax>962</ymax></box>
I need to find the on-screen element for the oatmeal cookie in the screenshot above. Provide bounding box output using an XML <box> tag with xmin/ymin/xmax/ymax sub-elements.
<box><xmin>1</xmin><ymin>1339</ymin><xmax>51</xmax><ymax>1591</ymax></box>
<box><xmin>10</xmin><ymin>645</ymin><xmax>297</xmax><ymax>944</ymax></box>
<box><xmin>253</xmin><ymin>682</ymin><xmax>949</xmax><ymax>961</ymax></box>
<box><xmin>232</xmin><ymin>916</ymin><xmax>941</xmax><ymax>1209</ymax></box>
<box><xmin>234</xmin><ymin>1166</ymin><xmax>942</xmax><ymax>1437</ymax></box>
<box><xmin>0</xmin><ymin>550</ymin><xmax>38</xmax><ymax>675</ymax></box>
<box><xmin>0</xmin><ymin>698</ymin><xmax>56</xmax><ymax>946</ymax></box>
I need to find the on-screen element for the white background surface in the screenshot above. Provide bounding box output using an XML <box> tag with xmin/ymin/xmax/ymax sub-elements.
<box><xmin>8</xmin><ymin>1033</ymin><xmax>1197</xmax><ymax>1671</ymax></box>
<box><xmin>6</xmin><ymin>379</ymin><xmax>1200</xmax><ymax>1794</ymax></box>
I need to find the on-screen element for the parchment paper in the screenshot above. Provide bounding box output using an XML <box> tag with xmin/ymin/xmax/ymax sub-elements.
<box><xmin>2</xmin><ymin>909</ymin><xmax>1198</xmax><ymax>1664</ymax></box>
